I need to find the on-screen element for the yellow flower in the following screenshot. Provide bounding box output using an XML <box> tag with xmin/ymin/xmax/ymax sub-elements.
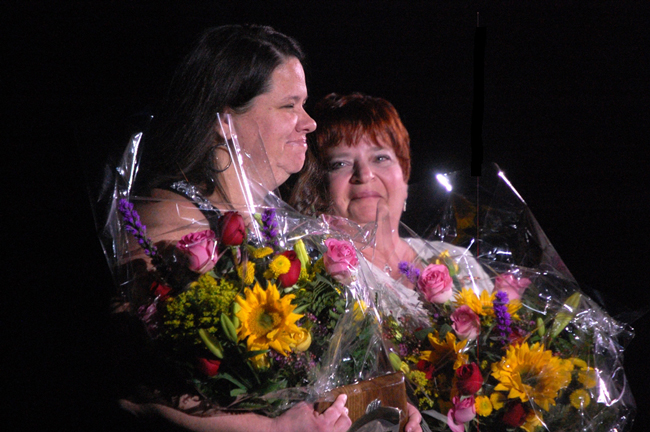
<box><xmin>454</xmin><ymin>288</ymin><xmax>494</xmax><ymax>316</ymax></box>
<box><xmin>454</xmin><ymin>287</ymin><xmax>521</xmax><ymax>317</ymax></box>
<box><xmin>247</xmin><ymin>340</ymin><xmax>271</xmax><ymax>369</ymax></box>
<box><xmin>291</xmin><ymin>328</ymin><xmax>312</xmax><ymax>352</ymax></box>
<box><xmin>578</xmin><ymin>367</ymin><xmax>598</xmax><ymax>389</ymax></box>
<box><xmin>264</xmin><ymin>255</ymin><xmax>291</xmax><ymax>278</ymax></box>
<box><xmin>352</xmin><ymin>300</ymin><xmax>367</xmax><ymax>321</ymax></box>
<box><xmin>434</xmin><ymin>250</ymin><xmax>459</xmax><ymax>274</ymax></box>
<box><xmin>475</xmin><ymin>395</ymin><xmax>493</xmax><ymax>416</ymax></box>
<box><xmin>570</xmin><ymin>389</ymin><xmax>591</xmax><ymax>409</ymax></box>
<box><xmin>419</xmin><ymin>331</ymin><xmax>468</xmax><ymax>370</ymax></box>
<box><xmin>522</xmin><ymin>411</ymin><xmax>543</xmax><ymax>432</ymax></box>
<box><xmin>491</xmin><ymin>342</ymin><xmax>574</xmax><ymax>411</ymax></box>
<box><xmin>489</xmin><ymin>392</ymin><xmax>506</xmax><ymax>410</ymax></box>
<box><xmin>235</xmin><ymin>282</ymin><xmax>302</xmax><ymax>358</ymax></box>
<box><xmin>571</xmin><ymin>357</ymin><xmax>597</xmax><ymax>388</ymax></box>
<box><xmin>237</xmin><ymin>262</ymin><xmax>256</xmax><ymax>285</ymax></box>
<box><xmin>250</xmin><ymin>246</ymin><xmax>274</xmax><ymax>259</ymax></box>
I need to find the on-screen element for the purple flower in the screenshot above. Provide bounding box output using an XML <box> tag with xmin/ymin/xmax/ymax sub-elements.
<box><xmin>398</xmin><ymin>260</ymin><xmax>421</xmax><ymax>284</ymax></box>
<box><xmin>261</xmin><ymin>208</ymin><xmax>279</xmax><ymax>246</ymax></box>
<box><xmin>493</xmin><ymin>290</ymin><xmax>512</xmax><ymax>345</ymax></box>
<box><xmin>118</xmin><ymin>199</ymin><xmax>158</xmax><ymax>258</ymax></box>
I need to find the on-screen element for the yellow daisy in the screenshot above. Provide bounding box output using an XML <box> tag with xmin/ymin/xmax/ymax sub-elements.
<box><xmin>237</xmin><ymin>262</ymin><xmax>256</xmax><ymax>285</ymax></box>
<box><xmin>475</xmin><ymin>395</ymin><xmax>493</xmax><ymax>416</ymax></box>
<box><xmin>419</xmin><ymin>331</ymin><xmax>468</xmax><ymax>370</ymax></box>
<box><xmin>250</xmin><ymin>246</ymin><xmax>274</xmax><ymax>259</ymax></box>
<box><xmin>570</xmin><ymin>389</ymin><xmax>591</xmax><ymax>409</ymax></box>
<box><xmin>491</xmin><ymin>342</ymin><xmax>574</xmax><ymax>411</ymax></box>
<box><xmin>264</xmin><ymin>255</ymin><xmax>291</xmax><ymax>279</ymax></box>
<box><xmin>235</xmin><ymin>282</ymin><xmax>302</xmax><ymax>358</ymax></box>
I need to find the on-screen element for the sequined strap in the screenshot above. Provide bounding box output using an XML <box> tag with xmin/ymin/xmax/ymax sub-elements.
<box><xmin>165</xmin><ymin>181</ymin><xmax>222</xmax><ymax>230</ymax></box>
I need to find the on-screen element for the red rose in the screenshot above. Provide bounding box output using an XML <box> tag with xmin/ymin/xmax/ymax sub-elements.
<box><xmin>150</xmin><ymin>281</ymin><xmax>172</xmax><ymax>300</ymax></box>
<box><xmin>502</xmin><ymin>402</ymin><xmax>527</xmax><ymax>428</ymax></box>
<box><xmin>220</xmin><ymin>211</ymin><xmax>245</xmax><ymax>246</ymax></box>
<box><xmin>416</xmin><ymin>360</ymin><xmax>435</xmax><ymax>380</ymax></box>
<box><xmin>196</xmin><ymin>357</ymin><xmax>221</xmax><ymax>376</ymax></box>
<box><xmin>277</xmin><ymin>251</ymin><xmax>301</xmax><ymax>287</ymax></box>
<box><xmin>455</xmin><ymin>362</ymin><xmax>483</xmax><ymax>395</ymax></box>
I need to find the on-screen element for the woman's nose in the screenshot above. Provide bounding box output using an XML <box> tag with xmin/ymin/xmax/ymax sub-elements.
<box><xmin>352</xmin><ymin>161</ymin><xmax>375</xmax><ymax>183</ymax></box>
<box><xmin>297</xmin><ymin>108</ymin><xmax>317</xmax><ymax>133</ymax></box>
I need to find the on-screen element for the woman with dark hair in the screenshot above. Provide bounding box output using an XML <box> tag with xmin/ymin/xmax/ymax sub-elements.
<box><xmin>117</xmin><ymin>25</ymin><xmax>354</xmax><ymax>432</ymax></box>
<box><xmin>291</xmin><ymin>93</ymin><xmax>492</xmax><ymax>315</ymax></box>
<box><xmin>133</xmin><ymin>24</ymin><xmax>318</xmax><ymax>243</ymax></box>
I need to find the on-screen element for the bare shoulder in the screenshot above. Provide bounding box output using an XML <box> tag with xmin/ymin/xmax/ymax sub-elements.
<box><xmin>135</xmin><ymin>189</ymin><xmax>211</xmax><ymax>242</ymax></box>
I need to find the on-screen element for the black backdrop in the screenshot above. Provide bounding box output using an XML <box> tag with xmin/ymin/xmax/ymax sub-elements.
<box><xmin>5</xmin><ymin>1</ymin><xmax>649</xmax><ymax>431</ymax></box>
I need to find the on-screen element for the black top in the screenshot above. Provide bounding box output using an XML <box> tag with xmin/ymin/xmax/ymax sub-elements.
<box><xmin>163</xmin><ymin>180</ymin><xmax>222</xmax><ymax>232</ymax></box>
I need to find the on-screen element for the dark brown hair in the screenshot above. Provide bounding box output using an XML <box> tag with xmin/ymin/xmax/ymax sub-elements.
<box><xmin>289</xmin><ymin>93</ymin><xmax>410</xmax><ymax>215</ymax></box>
<box><xmin>139</xmin><ymin>24</ymin><xmax>305</xmax><ymax>196</ymax></box>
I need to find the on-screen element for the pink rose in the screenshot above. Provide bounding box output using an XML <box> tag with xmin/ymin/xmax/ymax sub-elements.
<box><xmin>417</xmin><ymin>264</ymin><xmax>453</xmax><ymax>303</ymax></box>
<box><xmin>451</xmin><ymin>305</ymin><xmax>480</xmax><ymax>341</ymax></box>
<box><xmin>447</xmin><ymin>396</ymin><xmax>476</xmax><ymax>432</ymax></box>
<box><xmin>495</xmin><ymin>273</ymin><xmax>531</xmax><ymax>301</ymax></box>
<box><xmin>323</xmin><ymin>238</ymin><xmax>359</xmax><ymax>283</ymax></box>
<box><xmin>176</xmin><ymin>230</ymin><xmax>220</xmax><ymax>273</ymax></box>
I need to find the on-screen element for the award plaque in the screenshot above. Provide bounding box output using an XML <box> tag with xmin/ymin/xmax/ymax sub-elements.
<box><xmin>315</xmin><ymin>372</ymin><xmax>409</xmax><ymax>432</ymax></box>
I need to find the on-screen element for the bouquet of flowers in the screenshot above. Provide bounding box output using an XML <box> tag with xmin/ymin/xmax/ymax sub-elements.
<box><xmin>382</xmin><ymin>164</ymin><xmax>635</xmax><ymax>432</ymax></box>
<box><xmin>117</xmin><ymin>199</ymin><xmax>380</xmax><ymax>414</ymax></box>
<box><xmin>98</xmin><ymin>117</ymin><xmax>390</xmax><ymax>417</ymax></box>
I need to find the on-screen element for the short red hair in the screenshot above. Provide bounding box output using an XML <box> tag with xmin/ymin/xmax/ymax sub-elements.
<box><xmin>290</xmin><ymin>93</ymin><xmax>411</xmax><ymax>216</ymax></box>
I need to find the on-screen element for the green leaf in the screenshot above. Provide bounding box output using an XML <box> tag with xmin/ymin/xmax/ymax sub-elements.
<box><xmin>243</xmin><ymin>349</ymin><xmax>270</xmax><ymax>359</ymax></box>
<box><xmin>415</xmin><ymin>327</ymin><xmax>437</xmax><ymax>340</ymax></box>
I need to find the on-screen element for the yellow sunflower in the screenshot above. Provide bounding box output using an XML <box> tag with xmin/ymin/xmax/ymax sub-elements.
<box><xmin>491</xmin><ymin>342</ymin><xmax>574</xmax><ymax>411</ymax></box>
<box><xmin>522</xmin><ymin>411</ymin><xmax>543</xmax><ymax>432</ymax></box>
<box><xmin>454</xmin><ymin>287</ymin><xmax>521</xmax><ymax>317</ymax></box>
<box><xmin>235</xmin><ymin>282</ymin><xmax>302</xmax><ymax>358</ymax></box>
<box><xmin>419</xmin><ymin>331</ymin><xmax>468</xmax><ymax>370</ymax></box>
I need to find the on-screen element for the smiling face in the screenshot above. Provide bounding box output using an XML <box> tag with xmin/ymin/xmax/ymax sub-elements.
<box><xmin>326</xmin><ymin>136</ymin><xmax>408</xmax><ymax>229</ymax></box>
<box><xmin>230</xmin><ymin>57</ymin><xmax>316</xmax><ymax>188</ymax></box>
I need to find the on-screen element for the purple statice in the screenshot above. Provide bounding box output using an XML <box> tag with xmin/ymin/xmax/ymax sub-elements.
<box><xmin>118</xmin><ymin>199</ymin><xmax>164</xmax><ymax>268</ymax></box>
<box><xmin>398</xmin><ymin>261</ymin><xmax>421</xmax><ymax>284</ymax></box>
<box><xmin>260</xmin><ymin>208</ymin><xmax>279</xmax><ymax>247</ymax></box>
<box><xmin>493</xmin><ymin>290</ymin><xmax>512</xmax><ymax>345</ymax></box>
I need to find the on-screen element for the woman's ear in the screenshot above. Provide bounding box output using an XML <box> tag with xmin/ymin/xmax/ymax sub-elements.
<box><xmin>215</xmin><ymin>108</ymin><xmax>235</xmax><ymax>140</ymax></box>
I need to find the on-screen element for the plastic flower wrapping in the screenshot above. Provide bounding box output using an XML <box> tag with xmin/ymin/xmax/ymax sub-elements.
<box><xmin>375</xmin><ymin>163</ymin><xmax>636</xmax><ymax>432</ymax></box>
<box><xmin>97</xmin><ymin>115</ymin><xmax>390</xmax><ymax>417</ymax></box>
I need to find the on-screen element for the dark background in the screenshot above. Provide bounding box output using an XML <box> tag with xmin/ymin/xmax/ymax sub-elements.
<box><xmin>5</xmin><ymin>1</ymin><xmax>649</xmax><ymax>430</ymax></box>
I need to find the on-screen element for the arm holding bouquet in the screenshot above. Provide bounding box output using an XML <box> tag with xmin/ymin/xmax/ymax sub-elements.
<box><xmin>119</xmin><ymin>394</ymin><xmax>351</xmax><ymax>432</ymax></box>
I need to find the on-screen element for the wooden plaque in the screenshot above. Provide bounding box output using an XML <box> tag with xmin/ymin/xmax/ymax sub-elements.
<box><xmin>315</xmin><ymin>372</ymin><xmax>408</xmax><ymax>432</ymax></box>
